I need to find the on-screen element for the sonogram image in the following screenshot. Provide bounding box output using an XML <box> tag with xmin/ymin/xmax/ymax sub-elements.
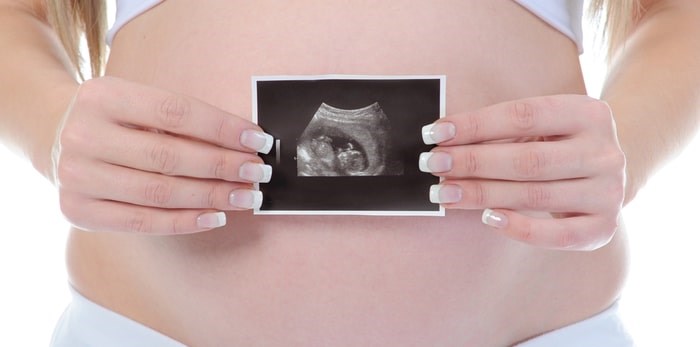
<box><xmin>254</xmin><ymin>75</ymin><xmax>443</xmax><ymax>214</ymax></box>
<box><xmin>296</xmin><ymin>102</ymin><xmax>403</xmax><ymax>176</ymax></box>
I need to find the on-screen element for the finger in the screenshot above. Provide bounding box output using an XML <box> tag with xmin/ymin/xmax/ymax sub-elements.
<box><xmin>95</xmin><ymin>126</ymin><xmax>272</xmax><ymax>182</ymax></box>
<box><xmin>63</xmin><ymin>197</ymin><xmax>229</xmax><ymax>234</ymax></box>
<box><xmin>86</xmin><ymin>77</ymin><xmax>274</xmax><ymax>153</ymax></box>
<box><xmin>65</xmin><ymin>160</ymin><xmax>263</xmax><ymax>210</ymax></box>
<box><xmin>480</xmin><ymin>209</ymin><xmax>618</xmax><ymax>251</ymax></box>
<box><xmin>421</xmin><ymin>95</ymin><xmax>611</xmax><ymax>145</ymax></box>
<box><xmin>428</xmin><ymin>178</ymin><xmax>615</xmax><ymax>214</ymax></box>
<box><xmin>419</xmin><ymin>141</ymin><xmax>594</xmax><ymax>181</ymax></box>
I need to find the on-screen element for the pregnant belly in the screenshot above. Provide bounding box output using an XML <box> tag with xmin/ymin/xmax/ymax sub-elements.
<box><xmin>64</xmin><ymin>1</ymin><xmax>629</xmax><ymax>346</ymax></box>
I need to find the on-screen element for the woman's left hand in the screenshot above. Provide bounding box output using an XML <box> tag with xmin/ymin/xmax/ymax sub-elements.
<box><xmin>420</xmin><ymin>95</ymin><xmax>626</xmax><ymax>251</ymax></box>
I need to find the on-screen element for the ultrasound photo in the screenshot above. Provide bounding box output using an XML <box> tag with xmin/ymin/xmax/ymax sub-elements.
<box><xmin>252</xmin><ymin>75</ymin><xmax>445</xmax><ymax>216</ymax></box>
<box><xmin>297</xmin><ymin>102</ymin><xmax>403</xmax><ymax>177</ymax></box>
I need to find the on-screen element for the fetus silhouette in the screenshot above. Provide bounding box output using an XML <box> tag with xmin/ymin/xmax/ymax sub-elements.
<box><xmin>297</xmin><ymin>103</ymin><xmax>403</xmax><ymax>176</ymax></box>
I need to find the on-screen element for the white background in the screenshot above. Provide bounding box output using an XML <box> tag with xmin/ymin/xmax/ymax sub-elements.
<box><xmin>1</xmin><ymin>3</ymin><xmax>699</xmax><ymax>346</ymax></box>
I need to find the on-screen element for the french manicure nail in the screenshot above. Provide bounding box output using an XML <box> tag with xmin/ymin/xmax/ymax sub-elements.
<box><xmin>429</xmin><ymin>184</ymin><xmax>462</xmax><ymax>204</ymax></box>
<box><xmin>481</xmin><ymin>208</ymin><xmax>509</xmax><ymax>229</ymax></box>
<box><xmin>197</xmin><ymin>212</ymin><xmax>227</xmax><ymax>229</ymax></box>
<box><xmin>419</xmin><ymin>152</ymin><xmax>452</xmax><ymax>173</ymax></box>
<box><xmin>239</xmin><ymin>163</ymin><xmax>273</xmax><ymax>183</ymax></box>
<box><xmin>240</xmin><ymin>129</ymin><xmax>274</xmax><ymax>154</ymax></box>
<box><xmin>421</xmin><ymin>122</ymin><xmax>456</xmax><ymax>145</ymax></box>
<box><xmin>229</xmin><ymin>189</ymin><xmax>263</xmax><ymax>209</ymax></box>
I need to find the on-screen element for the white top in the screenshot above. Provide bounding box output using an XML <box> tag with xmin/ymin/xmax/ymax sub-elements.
<box><xmin>513</xmin><ymin>0</ymin><xmax>584</xmax><ymax>53</ymax></box>
<box><xmin>107</xmin><ymin>0</ymin><xmax>584</xmax><ymax>53</ymax></box>
<box><xmin>106</xmin><ymin>0</ymin><xmax>163</xmax><ymax>45</ymax></box>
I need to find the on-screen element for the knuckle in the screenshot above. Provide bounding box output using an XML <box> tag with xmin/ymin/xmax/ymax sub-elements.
<box><xmin>58</xmin><ymin>121</ymin><xmax>90</xmax><ymax>151</ymax></box>
<box><xmin>58</xmin><ymin>194</ymin><xmax>82</xmax><ymax>225</ymax></box>
<box><xmin>509</xmin><ymin>101</ymin><xmax>537</xmax><ymax>131</ymax></box>
<box><xmin>516</xmin><ymin>219</ymin><xmax>536</xmax><ymax>244</ymax></box>
<box><xmin>594</xmin><ymin>149</ymin><xmax>626</xmax><ymax>182</ymax></box>
<box><xmin>168</xmin><ymin>216</ymin><xmax>182</xmax><ymax>234</ymax></box>
<box><xmin>54</xmin><ymin>156</ymin><xmax>81</xmax><ymax>188</ymax></box>
<box><xmin>212</xmin><ymin>154</ymin><xmax>231</xmax><ymax>180</ymax></box>
<box><xmin>74</xmin><ymin>78</ymin><xmax>122</xmax><ymax>117</ymax></box>
<box><xmin>610</xmin><ymin>213</ymin><xmax>622</xmax><ymax>232</ymax></box>
<box><xmin>159</xmin><ymin>94</ymin><xmax>190</xmax><ymax>129</ymax></box>
<box><xmin>525</xmin><ymin>183</ymin><xmax>552</xmax><ymax>209</ymax></box>
<box><xmin>513</xmin><ymin>148</ymin><xmax>548</xmax><ymax>178</ymax></box>
<box><xmin>557</xmin><ymin>216</ymin><xmax>619</xmax><ymax>251</ymax></box>
<box><xmin>76</xmin><ymin>78</ymin><xmax>109</xmax><ymax>107</ymax></box>
<box><xmin>460</xmin><ymin>150</ymin><xmax>480</xmax><ymax>176</ymax></box>
<box><xmin>585</xmin><ymin>99</ymin><xmax>613</xmax><ymax>127</ymax></box>
<box><xmin>606</xmin><ymin>178</ymin><xmax>626</xmax><ymax>208</ymax></box>
<box><xmin>607</xmin><ymin>150</ymin><xmax>627</xmax><ymax>172</ymax></box>
<box><xmin>148</xmin><ymin>142</ymin><xmax>179</xmax><ymax>174</ymax></box>
<box><xmin>124</xmin><ymin>213</ymin><xmax>152</xmax><ymax>233</ymax></box>
<box><xmin>587</xmin><ymin>218</ymin><xmax>619</xmax><ymax>250</ymax></box>
<box><xmin>602</xmin><ymin>218</ymin><xmax>620</xmax><ymax>237</ymax></box>
<box><xmin>169</xmin><ymin>215</ymin><xmax>190</xmax><ymax>234</ymax></box>
<box><xmin>555</xmin><ymin>230</ymin><xmax>581</xmax><ymax>249</ymax></box>
<box><xmin>202</xmin><ymin>184</ymin><xmax>219</xmax><ymax>209</ymax></box>
<box><xmin>595</xmin><ymin>145</ymin><xmax>624</xmax><ymax>167</ymax></box>
<box><xmin>144</xmin><ymin>180</ymin><xmax>173</xmax><ymax>206</ymax></box>
<box><xmin>462</xmin><ymin>181</ymin><xmax>487</xmax><ymax>206</ymax></box>
<box><xmin>215</xmin><ymin>116</ymin><xmax>231</xmax><ymax>145</ymax></box>
<box><xmin>602</xmin><ymin>211</ymin><xmax>622</xmax><ymax>231</ymax></box>
<box><xmin>588</xmin><ymin>98</ymin><xmax>612</xmax><ymax>117</ymax></box>
<box><xmin>463</xmin><ymin>113</ymin><xmax>482</xmax><ymax>140</ymax></box>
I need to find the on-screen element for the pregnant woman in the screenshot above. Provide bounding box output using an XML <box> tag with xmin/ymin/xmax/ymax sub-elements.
<box><xmin>1</xmin><ymin>0</ymin><xmax>699</xmax><ymax>346</ymax></box>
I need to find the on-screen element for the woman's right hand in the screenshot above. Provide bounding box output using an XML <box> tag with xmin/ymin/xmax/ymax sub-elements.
<box><xmin>52</xmin><ymin>76</ymin><xmax>273</xmax><ymax>234</ymax></box>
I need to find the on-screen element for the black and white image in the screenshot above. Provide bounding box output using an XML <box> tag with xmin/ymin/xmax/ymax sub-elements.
<box><xmin>297</xmin><ymin>102</ymin><xmax>403</xmax><ymax>177</ymax></box>
<box><xmin>253</xmin><ymin>75</ymin><xmax>445</xmax><ymax>216</ymax></box>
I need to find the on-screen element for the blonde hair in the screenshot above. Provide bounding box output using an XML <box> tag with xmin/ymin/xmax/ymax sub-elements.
<box><xmin>589</xmin><ymin>0</ymin><xmax>641</xmax><ymax>58</ymax></box>
<box><xmin>45</xmin><ymin>0</ymin><xmax>106</xmax><ymax>80</ymax></box>
<box><xmin>48</xmin><ymin>0</ymin><xmax>637</xmax><ymax>77</ymax></box>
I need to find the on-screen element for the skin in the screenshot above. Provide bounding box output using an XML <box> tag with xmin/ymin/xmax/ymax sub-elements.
<box><xmin>1</xmin><ymin>0</ymin><xmax>699</xmax><ymax>346</ymax></box>
<box><xmin>427</xmin><ymin>95</ymin><xmax>625</xmax><ymax>250</ymax></box>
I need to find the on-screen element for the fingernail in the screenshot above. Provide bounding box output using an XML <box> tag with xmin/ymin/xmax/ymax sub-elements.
<box><xmin>197</xmin><ymin>212</ymin><xmax>227</xmax><ymax>229</ymax></box>
<box><xmin>239</xmin><ymin>162</ymin><xmax>273</xmax><ymax>183</ymax></box>
<box><xmin>429</xmin><ymin>184</ymin><xmax>462</xmax><ymax>204</ymax></box>
<box><xmin>422</xmin><ymin>122</ymin><xmax>456</xmax><ymax>145</ymax></box>
<box><xmin>481</xmin><ymin>209</ymin><xmax>509</xmax><ymax>229</ymax></box>
<box><xmin>229</xmin><ymin>189</ymin><xmax>263</xmax><ymax>209</ymax></box>
<box><xmin>419</xmin><ymin>152</ymin><xmax>452</xmax><ymax>173</ymax></box>
<box><xmin>240</xmin><ymin>129</ymin><xmax>274</xmax><ymax>154</ymax></box>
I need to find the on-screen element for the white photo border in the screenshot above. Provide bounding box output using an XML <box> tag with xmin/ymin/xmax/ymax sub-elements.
<box><xmin>252</xmin><ymin>74</ymin><xmax>446</xmax><ymax>216</ymax></box>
